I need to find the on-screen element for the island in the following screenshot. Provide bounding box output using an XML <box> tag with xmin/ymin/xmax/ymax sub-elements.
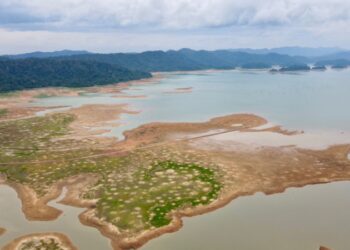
<box><xmin>311</xmin><ymin>65</ymin><xmax>327</xmax><ymax>71</ymax></box>
<box><xmin>279</xmin><ymin>64</ymin><xmax>311</xmax><ymax>71</ymax></box>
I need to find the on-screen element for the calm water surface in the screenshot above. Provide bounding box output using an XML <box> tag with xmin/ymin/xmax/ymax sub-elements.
<box><xmin>142</xmin><ymin>181</ymin><xmax>350</xmax><ymax>250</ymax></box>
<box><xmin>34</xmin><ymin>69</ymin><xmax>350</xmax><ymax>139</ymax></box>
<box><xmin>0</xmin><ymin>186</ymin><xmax>111</xmax><ymax>249</ymax></box>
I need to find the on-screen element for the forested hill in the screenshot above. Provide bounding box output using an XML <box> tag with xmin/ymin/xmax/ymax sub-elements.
<box><xmin>67</xmin><ymin>49</ymin><xmax>307</xmax><ymax>72</ymax></box>
<box><xmin>0</xmin><ymin>58</ymin><xmax>151</xmax><ymax>92</ymax></box>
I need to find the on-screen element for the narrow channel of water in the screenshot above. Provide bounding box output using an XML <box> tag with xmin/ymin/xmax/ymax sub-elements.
<box><xmin>0</xmin><ymin>185</ymin><xmax>111</xmax><ymax>249</ymax></box>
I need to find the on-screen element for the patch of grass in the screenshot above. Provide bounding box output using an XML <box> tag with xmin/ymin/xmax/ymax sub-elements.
<box><xmin>0</xmin><ymin>108</ymin><xmax>7</xmax><ymax>117</ymax></box>
<box><xmin>0</xmin><ymin>112</ymin><xmax>223</xmax><ymax>236</ymax></box>
<box><xmin>95</xmin><ymin>160</ymin><xmax>222</xmax><ymax>232</ymax></box>
<box><xmin>0</xmin><ymin>91</ymin><xmax>18</xmax><ymax>98</ymax></box>
<box><xmin>34</xmin><ymin>93</ymin><xmax>56</xmax><ymax>99</ymax></box>
<box><xmin>0</xmin><ymin>113</ymin><xmax>74</xmax><ymax>159</ymax></box>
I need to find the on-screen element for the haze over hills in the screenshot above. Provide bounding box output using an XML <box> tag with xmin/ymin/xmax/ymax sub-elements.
<box><xmin>2</xmin><ymin>47</ymin><xmax>348</xmax><ymax>59</ymax></box>
<box><xmin>4</xmin><ymin>50</ymin><xmax>90</xmax><ymax>59</ymax></box>
<box><xmin>0</xmin><ymin>47</ymin><xmax>350</xmax><ymax>92</ymax></box>
<box><xmin>229</xmin><ymin>47</ymin><xmax>346</xmax><ymax>57</ymax></box>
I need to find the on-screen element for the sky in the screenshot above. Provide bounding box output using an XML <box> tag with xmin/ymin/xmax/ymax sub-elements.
<box><xmin>0</xmin><ymin>0</ymin><xmax>349</xmax><ymax>54</ymax></box>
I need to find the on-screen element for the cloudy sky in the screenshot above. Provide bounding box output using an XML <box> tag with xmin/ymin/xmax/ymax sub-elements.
<box><xmin>0</xmin><ymin>0</ymin><xmax>349</xmax><ymax>54</ymax></box>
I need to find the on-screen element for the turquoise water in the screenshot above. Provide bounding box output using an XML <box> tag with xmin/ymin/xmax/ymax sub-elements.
<box><xmin>34</xmin><ymin>69</ymin><xmax>350</xmax><ymax>140</ymax></box>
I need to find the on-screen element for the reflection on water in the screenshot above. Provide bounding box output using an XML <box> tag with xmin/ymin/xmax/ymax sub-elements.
<box><xmin>0</xmin><ymin>185</ymin><xmax>110</xmax><ymax>249</ymax></box>
<box><xmin>143</xmin><ymin>182</ymin><xmax>350</xmax><ymax>250</ymax></box>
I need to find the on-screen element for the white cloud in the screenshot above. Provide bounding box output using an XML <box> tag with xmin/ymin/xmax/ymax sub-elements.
<box><xmin>0</xmin><ymin>0</ymin><xmax>349</xmax><ymax>53</ymax></box>
<box><xmin>1</xmin><ymin>0</ymin><xmax>350</xmax><ymax>30</ymax></box>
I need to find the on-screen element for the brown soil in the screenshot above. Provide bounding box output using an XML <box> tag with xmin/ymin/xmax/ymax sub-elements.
<box><xmin>163</xmin><ymin>87</ymin><xmax>193</xmax><ymax>94</ymax></box>
<box><xmin>65</xmin><ymin>103</ymin><xmax>138</xmax><ymax>140</ymax></box>
<box><xmin>320</xmin><ymin>246</ymin><xmax>332</xmax><ymax>250</ymax></box>
<box><xmin>119</xmin><ymin>113</ymin><xmax>267</xmax><ymax>150</ymax></box>
<box><xmin>0</xmin><ymin>104</ymin><xmax>65</xmax><ymax>122</ymax></box>
<box><xmin>111</xmin><ymin>94</ymin><xmax>147</xmax><ymax>99</ymax></box>
<box><xmin>5</xmin><ymin>174</ymin><xmax>99</xmax><ymax>221</ymax></box>
<box><xmin>0</xmin><ymin>228</ymin><xmax>5</xmax><ymax>236</ymax></box>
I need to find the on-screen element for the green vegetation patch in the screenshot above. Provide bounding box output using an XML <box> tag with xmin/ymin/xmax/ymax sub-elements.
<box><xmin>95</xmin><ymin>161</ymin><xmax>221</xmax><ymax>233</ymax></box>
<box><xmin>34</xmin><ymin>93</ymin><xmax>57</xmax><ymax>99</ymax></box>
<box><xmin>0</xmin><ymin>113</ymin><xmax>74</xmax><ymax>162</ymax></box>
<box><xmin>0</xmin><ymin>113</ymin><xmax>106</xmax><ymax>194</ymax></box>
<box><xmin>0</xmin><ymin>111</ymin><xmax>223</xmax><ymax>235</ymax></box>
<box><xmin>0</xmin><ymin>108</ymin><xmax>7</xmax><ymax>117</ymax></box>
<box><xmin>0</xmin><ymin>91</ymin><xmax>18</xmax><ymax>98</ymax></box>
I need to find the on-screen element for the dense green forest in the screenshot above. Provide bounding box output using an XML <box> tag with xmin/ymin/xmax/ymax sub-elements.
<box><xmin>66</xmin><ymin>49</ymin><xmax>307</xmax><ymax>71</ymax></box>
<box><xmin>0</xmin><ymin>59</ymin><xmax>151</xmax><ymax>92</ymax></box>
<box><xmin>279</xmin><ymin>64</ymin><xmax>311</xmax><ymax>71</ymax></box>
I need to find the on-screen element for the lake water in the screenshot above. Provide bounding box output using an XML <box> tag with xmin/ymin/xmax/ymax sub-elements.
<box><xmin>34</xmin><ymin>69</ymin><xmax>350</xmax><ymax>139</ymax></box>
<box><xmin>1</xmin><ymin>69</ymin><xmax>350</xmax><ymax>249</ymax></box>
<box><xmin>142</xmin><ymin>181</ymin><xmax>350</xmax><ymax>250</ymax></box>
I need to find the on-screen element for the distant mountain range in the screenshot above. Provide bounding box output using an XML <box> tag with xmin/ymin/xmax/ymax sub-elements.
<box><xmin>0</xmin><ymin>47</ymin><xmax>349</xmax><ymax>92</ymax></box>
<box><xmin>4</xmin><ymin>50</ymin><xmax>90</xmax><ymax>59</ymax></box>
<box><xmin>3</xmin><ymin>47</ymin><xmax>347</xmax><ymax>59</ymax></box>
<box><xmin>62</xmin><ymin>49</ymin><xmax>308</xmax><ymax>72</ymax></box>
<box><xmin>229</xmin><ymin>47</ymin><xmax>346</xmax><ymax>57</ymax></box>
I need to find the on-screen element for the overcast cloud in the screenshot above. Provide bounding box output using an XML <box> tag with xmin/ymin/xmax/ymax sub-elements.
<box><xmin>0</xmin><ymin>0</ymin><xmax>349</xmax><ymax>54</ymax></box>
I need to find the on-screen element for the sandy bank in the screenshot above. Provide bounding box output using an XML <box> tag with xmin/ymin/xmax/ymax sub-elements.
<box><xmin>65</xmin><ymin>103</ymin><xmax>138</xmax><ymax>140</ymax></box>
<box><xmin>190</xmin><ymin>130</ymin><xmax>350</xmax><ymax>151</ymax></box>
<box><xmin>163</xmin><ymin>87</ymin><xmax>193</xmax><ymax>94</ymax></box>
<box><xmin>0</xmin><ymin>73</ymin><xmax>162</xmax><ymax>122</ymax></box>
<box><xmin>3</xmin><ymin>174</ymin><xmax>99</xmax><ymax>221</ymax></box>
